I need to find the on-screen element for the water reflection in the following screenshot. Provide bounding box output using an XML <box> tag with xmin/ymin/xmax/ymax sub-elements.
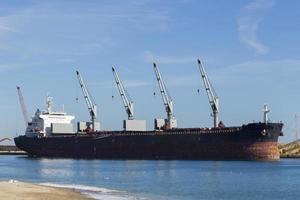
<box><xmin>1</xmin><ymin>156</ymin><xmax>300</xmax><ymax>200</ymax></box>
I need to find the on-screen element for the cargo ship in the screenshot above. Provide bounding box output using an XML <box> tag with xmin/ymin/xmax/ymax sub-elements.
<box><xmin>14</xmin><ymin>60</ymin><xmax>284</xmax><ymax>160</ymax></box>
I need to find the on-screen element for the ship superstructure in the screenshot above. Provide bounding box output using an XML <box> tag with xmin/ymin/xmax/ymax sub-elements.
<box><xmin>25</xmin><ymin>96</ymin><xmax>75</xmax><ymax>137</ymax></box>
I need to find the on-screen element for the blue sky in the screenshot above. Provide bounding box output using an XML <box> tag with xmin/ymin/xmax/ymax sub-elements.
<box><xmin>0</xmin><ymin>0</ymin><xmax>299</xmax><ymax>143</ymax></box>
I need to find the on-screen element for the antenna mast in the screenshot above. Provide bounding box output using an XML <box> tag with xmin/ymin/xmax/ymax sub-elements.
<box><xmin>295</xmin><ymin>114</ymin><xmax>298</xmax><ymax>141</ymax></box>
<box><xmin>263</xmin><ymin>104</ymin><xmax>270</xmax><ymax>124</ymax></box>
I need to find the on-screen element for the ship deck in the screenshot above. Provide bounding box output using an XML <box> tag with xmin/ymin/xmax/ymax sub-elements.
<box><xmin>48</xmin><ymin>126</ymin><xmax>243</xmax><ymax>138</ymax></box>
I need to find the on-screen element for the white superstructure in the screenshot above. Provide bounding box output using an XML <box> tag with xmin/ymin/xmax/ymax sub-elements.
<box><xmin>25</xmin><ymin>96</ymin><xmax>75</xmax><ymax>137</ymax></box>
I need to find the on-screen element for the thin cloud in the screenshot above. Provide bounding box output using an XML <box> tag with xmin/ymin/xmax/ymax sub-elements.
<box><xmin>238</xmin><ymin>0</ymin><xmax>274</xmax><ymax>54</ymax></box>
<box><xmin>213</xmin><ymin>59</ymin><xmax>300</xmax><ymax>86</ymax></box>
<box><xmin>0</xmin><ymin>1</ymin><xmax>172</xmax><ymax>71</ymax></box>
<box><xmin>124</xmin><ymin>80</ymin><xmax>151</xmax><ymax>88</ymax></box>
<box><xmin>56</xmin><ymin>58</ymin><xmax>77</xmax><ymax>63</ymax></box>
<box><xmin>165</xmin><ymin>75</ymin><xmax>199</xmax><ymax>87</ymax></box>
<box><xmin>0</xmin><ymin>24</ymin><xmax>15</xmax><ymax>32</ymax></box>
<box><xmin>90</xmin><ymin>80</ymin><xmax>151</xmax><ymax>89</ymax></box>
<box><xmin>0</xmin><ymin>63</ymin><xmax>22</xmax><ymax>72</ymax></box>
<box><xmin>144</xmin><ymin>52</ymin><xmax>196</xmax><ymax>65</ymax></box>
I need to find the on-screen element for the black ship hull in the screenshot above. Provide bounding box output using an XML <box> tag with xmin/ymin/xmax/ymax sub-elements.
<box><xmin>14</xmin><ymin>123</ymin><xmax>283</xmax><ymax>160</ymax></box>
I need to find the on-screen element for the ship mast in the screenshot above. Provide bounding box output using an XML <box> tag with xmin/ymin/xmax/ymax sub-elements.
<box><xmin>76</xmin><ymin>71</ymin><xmax>97</xmax><ymax>131</ymax></box>
<box><xmin>112</xmin><ymin>66</ymin><xmax>134</xmax><ymax>120</ymax></box>
<box><xmin>153</xmin><ymin>62</ymin><xmax>177</xmax><ymax>129</ymax></box>
<box><xmin>46</xmin><ymin>96</ymin><xmax>53</xmax><ymax>113</ymax></box>
<box><xmin>16</xmin><ymin>86</ymin><xmax>29</xmax><ymax>127</ymax></box>
<box><xmin>263</xmin><ymin>104</ymin><xmax>270</xmax><ymax>124</ymax></box>
<box><xmin>197</xmin><ymin>59</ymin><xmax>220</xmax><ymax>128</ymax></box>
<box><xmin>295</xmin><ymin>114</ymin><xmax>299</xmax><ymax>141</ymax></box>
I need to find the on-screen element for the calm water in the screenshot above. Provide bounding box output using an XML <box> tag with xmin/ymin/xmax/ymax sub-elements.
<box><xmin>0</xmin><ymin>155</ymin><xmax>300</xmax><ymax>199</ymax></box>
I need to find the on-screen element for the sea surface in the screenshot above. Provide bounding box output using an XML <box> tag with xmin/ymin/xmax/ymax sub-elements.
<box><xmin>0</xmin><ymin>155</ymin><xmax>300</xmax><ymax>200</ymax></box>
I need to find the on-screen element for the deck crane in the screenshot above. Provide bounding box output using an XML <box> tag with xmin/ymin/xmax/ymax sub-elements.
<box><xmin>17</xmin><ymin>86</ymin><xmax>29</xmax><ymax>127</ymax></box>
<box><xmin>112</xmin><ymin>66</ymin><xmax>134</xmax><ymax>120</ymax></box>
<box><xmin>76</xmin><ymin>71</ymin><xmax>98</xmax><ymax>132</ymax></box>
<box><xmin>153</xmin><ymin>63</ymin><xmax>177</xmax><ymax>129</ymax></box>
<box><xmin>197</xmin><ymin>59</ymin><xmax>220</xmax><ymax>128</ymax></box>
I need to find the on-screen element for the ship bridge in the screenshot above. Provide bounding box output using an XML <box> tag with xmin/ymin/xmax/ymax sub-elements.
<box><xmin>25</xmin><ymin>97</ymin><xmax>75</xmax><ymax>137</ymax></box>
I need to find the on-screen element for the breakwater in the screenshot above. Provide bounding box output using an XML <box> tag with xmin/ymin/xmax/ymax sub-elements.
<box><xmin>279</xmin><ymin>140</ymin><xmax>300</xmax><ymax>158</ymax></box>
<box><xmin>0</xmin><ymin>145</ymin><xmax>26</xmax><ymax>155</ymax></box>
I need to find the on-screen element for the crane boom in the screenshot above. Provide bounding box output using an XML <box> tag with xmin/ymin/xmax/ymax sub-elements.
<box><xmin>112</xmin><ymin>66</ymin><xmax>134</xmax><ymax>120</ymax></box>
<box><xmin>17</xmin><ymin>86</ymin><xmax>29</xmax><ymax>127</ymax></box>
<box><xmin>76</xmin><ymin>71</ymin><xmax>97</xmax><ymax>131</ymax></box>
<box><xmin>153</xmin><ymin>63</ymin><xmax>176</xmax><ymax>128</ymax></box>
<box><xmin>197</xmin><ymin>59</ymin><xmax>219</xmax><ymax>128</ymax></box>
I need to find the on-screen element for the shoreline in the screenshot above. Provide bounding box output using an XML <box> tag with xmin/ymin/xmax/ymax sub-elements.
<box><xmin>0</xmin><ymin>180</ymin><xmax>91</xmax><ymax>200</ymax></box>
<box><xmin>1</xmin><ymin>153</ymin><xmax>300</xmax><ymax>159</ymax></box>
<box><xmin>0</xmin><ymin>151</ymin><xmax>26</xmax><ymax>155</ymax></box>
<box><xmin>280</xmin><ymin>155</ymin><xmax>300</xmax><ymax>159</ymax></box>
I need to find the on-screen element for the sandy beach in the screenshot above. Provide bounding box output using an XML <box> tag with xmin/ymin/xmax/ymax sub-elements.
<box><xmin>0</xmin><ymin>180</ymin><xmax>91</xmax><ymax>200</ymax></box>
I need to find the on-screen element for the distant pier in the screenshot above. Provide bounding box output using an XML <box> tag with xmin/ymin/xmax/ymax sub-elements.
<box><xmin>0</xmin><ymin>145</ymin><xmax>26</xmax><ymax>155</ymax></box>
